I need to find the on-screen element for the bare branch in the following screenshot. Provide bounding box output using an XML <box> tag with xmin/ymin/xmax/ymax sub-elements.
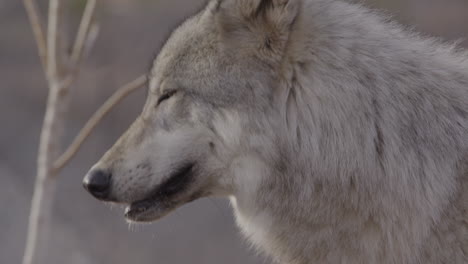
<box><xmin>46</xmin><ymin>0</ymin><xmax>60</xmax><ymax>80</ymax></box>
<box><xmin>22</xmin><ymin>1</ymin><xmax>100</xmax><ymax>264</ymax></box>
<box><xmin>82</xmin><ymin>22</ymin><xmax>100</xmax><ymax>60</ymax></box>
<box><xmin>53</xmin><ymin>75</ymin><xmax>147</xmax><ymax>172</ymax></box>
<box><xmin>23</xmin><ymin>2</ymin><xmax>65</xmax><ymax>262</ymax></box>
<box><xmin>70</xmin><ymin>0</ymin><xmax>97</xmax><ymax>66</ymax></box>
<box><xmin>60</xmin><ymin>22</ymin><xmax>100</xmax><ymax>89</ymax></box>
<box><xmin>22</xmin><ymin>82</ymin><xmax>68</xmax><ymax>264</ymax></box>
<box><xmin>23</xmin><ymin>1</ymin><xmax>65</xmax><ymax>263</ymax></box>
<box><xmin>23</xmin><ymin>0</ymin><xmax>47</xmax><ymax>70</ymax></box>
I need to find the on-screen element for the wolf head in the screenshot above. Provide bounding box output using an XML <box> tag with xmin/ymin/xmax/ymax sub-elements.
<box><xmin>83</xmin><ymin>0</ymin><xmax>301</xmax><ymax>222</ymax></box>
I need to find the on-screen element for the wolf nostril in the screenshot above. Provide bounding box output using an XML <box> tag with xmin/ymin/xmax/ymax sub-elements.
<box><xmin>83</xmin><ymin>169</ymin><xmax>112</xmax><ymax>199</ymax></box>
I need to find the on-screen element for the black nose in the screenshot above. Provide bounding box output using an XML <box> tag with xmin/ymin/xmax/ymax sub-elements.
<box><xmin>83</xmin><ymin>169</ymin><xmax>111</xmax><ymax>199</ymax></box>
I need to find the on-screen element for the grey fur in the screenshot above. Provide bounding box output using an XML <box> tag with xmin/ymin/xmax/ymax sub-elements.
<box><xmin>84</xmin><ymin>0</ymin><xmax>468</xmax><ymax>263</ymax></box>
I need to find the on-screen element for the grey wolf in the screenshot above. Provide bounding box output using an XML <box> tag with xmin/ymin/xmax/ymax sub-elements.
<box><xmin>83</xmin><ymin>0</ymin><xmax>468</xmax><ymax>263</ymax></box>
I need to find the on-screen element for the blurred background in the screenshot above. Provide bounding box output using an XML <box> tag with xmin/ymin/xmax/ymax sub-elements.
<box><xmin>1</xmin><ymin>0</ymin><xmax>467</xmax><ymax>263</ymax></box>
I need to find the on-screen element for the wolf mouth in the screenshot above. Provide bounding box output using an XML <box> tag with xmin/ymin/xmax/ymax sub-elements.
<box><xmin>124</xmin><ymin>163</ymin><xmax>195</xmax><ymax>222</ymax></box>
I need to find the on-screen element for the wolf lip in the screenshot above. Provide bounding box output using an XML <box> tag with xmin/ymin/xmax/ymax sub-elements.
<box><xmin>124</xmin><ymin>200</ymin><xmax>163</xmax><ymax>221</ymax></box>
<box><xmin>124</xmin><ymin>163</ymin><xmax>195</xmax><ymax>222</ymax></box>
<box><xmin>124</xmin><ymin>200</ymin><xmax>150</xmax><ymax>218</ymax></box>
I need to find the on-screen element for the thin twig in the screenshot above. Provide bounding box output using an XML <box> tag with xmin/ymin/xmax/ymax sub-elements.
<box><xmin>83</xmin><ymin>22</ymin><xmax>100</xmax><ymax>60</ymax></box>
<box><xmin>61</xmin><ymin>22</ymin><xmax>100</xmax><ymax>89</ymax></box>
<box><xmin>53</xmin><ymin>75</ymin><xmax>147</xmax><ymax>172</ymax></box>
<box><xmin>23</xmin><ymin>0</ymin><xmax>47</xmax><ymax>70</ymax></box>
<box><xmin>46</xmin><ymin>0</ymin><xmax>60</xmax><ymax>80</ymax></box>
<box><xmin>70</xmin><ymin>0</ymin><xmax>97</xmax><ymax>66</ymax></box>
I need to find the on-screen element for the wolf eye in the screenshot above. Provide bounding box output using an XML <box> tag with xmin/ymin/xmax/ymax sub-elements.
<box><xmin>157</xmin><ymin>90</ymin><xmax>177</xmax><ymax>106</ymax></box>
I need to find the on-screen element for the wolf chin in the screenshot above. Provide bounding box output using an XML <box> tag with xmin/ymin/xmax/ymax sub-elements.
<box><xmin>82</xmin><ymin>0</ymin><xmax>468</xmax><ymax>263</ymax></box>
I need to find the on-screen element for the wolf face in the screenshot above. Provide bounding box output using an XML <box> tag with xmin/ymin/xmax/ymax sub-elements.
<box><xmin>83</xmin><ymin>0</ymin><xmax>300</xmax><ymax>222</ymax></box>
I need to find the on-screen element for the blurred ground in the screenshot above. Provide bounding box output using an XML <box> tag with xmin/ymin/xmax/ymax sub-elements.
<box><xmin>0</xmin><ymin>0</ymin><xmax>467</xmax><ymax>263</ymax></box>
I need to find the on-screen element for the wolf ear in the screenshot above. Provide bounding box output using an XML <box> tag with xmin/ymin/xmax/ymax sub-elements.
<box><xmin>214</xmin><ymin>0</ymin><xmax>301</xmax><ymax>64</ymax></box>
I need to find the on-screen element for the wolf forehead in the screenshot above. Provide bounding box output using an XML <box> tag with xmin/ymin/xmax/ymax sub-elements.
<box><xmin>148</xmin><ymin>11</ymin><xmax>222</xmax><ymax>91</ymax></box>
<box><xmin>147</xmin><ymin>4</ymin><xmax>277</xmax><ymax>106</ymax></box>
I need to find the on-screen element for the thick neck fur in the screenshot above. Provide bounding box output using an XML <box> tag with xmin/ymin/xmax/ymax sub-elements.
<box><xmin>231</xmin><ymin>0</ymin><xmax>468</xmax><ymax>263</ymax></box>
